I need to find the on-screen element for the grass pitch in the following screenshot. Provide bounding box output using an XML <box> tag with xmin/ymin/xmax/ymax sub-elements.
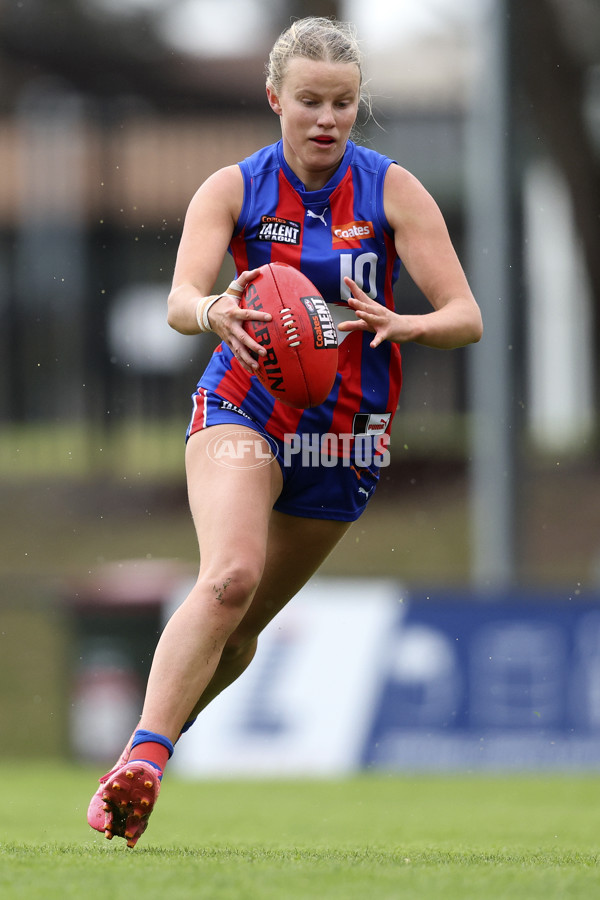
<box><xmin>0</xmin><ymin>763</ymin><xmax>599</xmax><ymax>898</ymax></box>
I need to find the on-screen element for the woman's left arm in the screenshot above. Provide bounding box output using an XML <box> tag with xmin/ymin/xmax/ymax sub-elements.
<box><xmin>339</xmin><ymin>164</ymin><xmax>483</xmax><ymax>349</ymax></box>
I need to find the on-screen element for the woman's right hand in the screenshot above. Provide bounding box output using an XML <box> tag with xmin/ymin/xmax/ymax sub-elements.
<box><xmin>207</xmin><ymin>269</ymin><xmax>272</xmax><ymax>374</ymax></box>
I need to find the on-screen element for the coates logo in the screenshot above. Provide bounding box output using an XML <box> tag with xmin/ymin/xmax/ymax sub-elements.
<box><xmin>331</xmin><ymin>220</ymin><xmax>375</xmax><ymax>245</ymax></box>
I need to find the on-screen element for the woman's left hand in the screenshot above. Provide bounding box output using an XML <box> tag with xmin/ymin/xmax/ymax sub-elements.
<box><xmin>338</xmin><ymin>277</ymin><xmax>413</xmax><ymax>348</ymax></box>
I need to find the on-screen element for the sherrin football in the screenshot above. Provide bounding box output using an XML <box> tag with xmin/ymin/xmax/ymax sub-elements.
<box><xmin>240</xmin><ymin>262</ymin><xmax>339</xmax><ymax>409</ymax></box>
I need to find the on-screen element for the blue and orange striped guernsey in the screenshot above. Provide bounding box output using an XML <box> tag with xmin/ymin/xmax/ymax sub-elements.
<box><xmin>192</xmin><ymin>139</ymin><xmax>403</xmax><ymax>457</ymax></box>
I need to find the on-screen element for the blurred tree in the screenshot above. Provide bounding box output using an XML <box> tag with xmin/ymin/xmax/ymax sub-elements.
<box><xmin>514</xmin><ymin>0</ymin><xmax>600</xmax><ymax>387</ymax></box>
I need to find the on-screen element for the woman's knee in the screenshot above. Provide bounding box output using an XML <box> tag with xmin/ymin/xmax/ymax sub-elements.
<box><xmin>197</xmin><ymin>559</ymin><xmax>264</xmax><ymax>612</ymax></box>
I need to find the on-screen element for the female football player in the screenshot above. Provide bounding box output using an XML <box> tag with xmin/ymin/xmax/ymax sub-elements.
<box><xmin>88</xmin><ymin>15</ymin><xmax>482</xmax><ymax>846</ymax></box>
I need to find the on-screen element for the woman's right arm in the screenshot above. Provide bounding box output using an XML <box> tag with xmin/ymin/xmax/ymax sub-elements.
<box><xmin>167</xmin><ymin>165</ymin><xmax>270</xmax><ymax>372</ymax></box>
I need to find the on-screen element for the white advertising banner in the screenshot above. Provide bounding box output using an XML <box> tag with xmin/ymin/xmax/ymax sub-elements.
<box><xmin>170</xmin><ymin>579</ymin><xmax>400</xmax><ymax>778</ymax></box>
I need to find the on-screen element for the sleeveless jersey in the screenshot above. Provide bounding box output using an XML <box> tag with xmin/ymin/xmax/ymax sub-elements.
<box><xmin>195</xmin><ymin>139</ymin><xmax>403</xmax><ymax>455</ymax></box>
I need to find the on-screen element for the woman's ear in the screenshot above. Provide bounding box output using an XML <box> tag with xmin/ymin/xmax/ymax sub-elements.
<box><xmin>266</xmin><ymin>85</ymin><xmax>282</xmax><ymax>116</ymax></box>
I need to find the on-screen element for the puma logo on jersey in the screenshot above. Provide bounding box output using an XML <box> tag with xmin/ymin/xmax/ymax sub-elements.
<box><xmin>306</xmin><ymin>208</ymin><xmax>328</xmax><ymax>226</ymax></box>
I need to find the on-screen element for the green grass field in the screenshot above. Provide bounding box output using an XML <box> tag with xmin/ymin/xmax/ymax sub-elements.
<box><xmin>1</xmin><ymin>763</ymin><xmax>599</xmax><ymax>899</ymax></box>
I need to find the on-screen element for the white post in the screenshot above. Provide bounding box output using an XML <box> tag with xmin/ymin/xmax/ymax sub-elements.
<box><xmin>466</xmin><ymin>0</ymin><xmax>519</xmax><ymax>588</ymax></box>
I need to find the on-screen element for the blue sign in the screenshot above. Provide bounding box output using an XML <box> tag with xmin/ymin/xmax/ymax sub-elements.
<box><xmin>362</xmin><ymin>590</ymin><xmax>600</xmax><ymax>770</ymax></box>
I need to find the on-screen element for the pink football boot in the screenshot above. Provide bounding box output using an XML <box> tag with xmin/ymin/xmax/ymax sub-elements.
<box><xmin>86</xmin><ymin>737</ymin><xmax>133</xmax><ymax>835</ymax></box>
<box><xmin>98</xmin><ymin>760</ymin><xmax>161</xmax><ymax>848</ymax></box>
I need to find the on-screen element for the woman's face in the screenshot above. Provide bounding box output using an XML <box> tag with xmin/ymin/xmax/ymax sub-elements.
<box><xmin>267</xmin><ymin>57</ymin><xmax>361</xmax><ymax>190</ymax></box>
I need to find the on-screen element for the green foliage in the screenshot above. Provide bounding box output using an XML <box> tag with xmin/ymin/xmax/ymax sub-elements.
<box><xmin>1</xmin><ymin>764</ymin><xmax>599</xmax><ymax>899</ymax></box>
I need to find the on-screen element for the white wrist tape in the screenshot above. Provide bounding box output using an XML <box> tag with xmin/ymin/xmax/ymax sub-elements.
<box><xmin>199</xmin><ymin>295</ymin><xmax>225</xmax><ymax>333</ymax></box>
<box><xmin>195</xmin><ymin>295</ymin><xmax>219</xmax><ymax>333</ymax></box>
<box><xmin>196</xmin><ymin>281</ymin><xmax>245</xmax><ymax>333</ymax></box>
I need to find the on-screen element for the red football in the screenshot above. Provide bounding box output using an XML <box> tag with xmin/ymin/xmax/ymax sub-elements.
<box><xmin>240</xmin><ymin>262</ymin><xmax>339</xmax><ymax>409</ymax></box>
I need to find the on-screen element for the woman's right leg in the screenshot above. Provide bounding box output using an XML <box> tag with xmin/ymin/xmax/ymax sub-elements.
<box><xmin>137</xmin><ymin>425</ymin><xmax>283</xmax><ymax>743</ymax></box>
<box><xmin>89</xmin><ymin>424</ymin><xmax>282</xmax><ymax>845</ymax></box>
